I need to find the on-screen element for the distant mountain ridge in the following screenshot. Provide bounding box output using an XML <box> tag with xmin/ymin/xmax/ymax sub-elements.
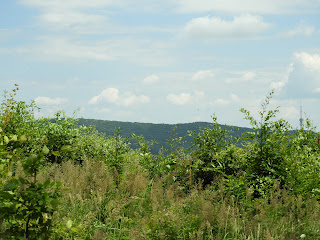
<box><xmin>77</xmin><ymin>118</ymin><xmax>253</xmax><ymax>154</ymax></box>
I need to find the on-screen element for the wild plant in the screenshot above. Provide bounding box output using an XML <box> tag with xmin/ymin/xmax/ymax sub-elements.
<box><xmin>240</xmin><ymin>90</ymin><xmax>291</xmax><ymax>197</ymax></box>
<box><xmin>0</xmin><ymin>86</ymin><xmax>62</xmax><ymax>239</ymax></box>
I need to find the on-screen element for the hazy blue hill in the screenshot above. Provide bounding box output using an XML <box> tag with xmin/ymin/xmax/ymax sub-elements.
<box><xmin>77</xmin><ymin>119</ymin><xmax>253</xmax><ymax>154</ymax></box>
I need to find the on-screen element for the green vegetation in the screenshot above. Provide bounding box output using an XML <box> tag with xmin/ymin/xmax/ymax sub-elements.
<box><xmin>1</xmin><ymin>85</ymin><xmax>320</xmax><ymax>239</ymax></box>
<box><xmin>77</xmin><ymin>117</ymin><xmax>252</xmax><ymax>154</ymax></box>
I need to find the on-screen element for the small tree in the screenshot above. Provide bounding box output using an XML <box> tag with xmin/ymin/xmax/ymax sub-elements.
<box><xmin>240</xmin><ymin>90</ymin><xmax>291</xmax><ymax>197</ymax></box>
<box><xmin>188</xmin><ymin>115</ymin><xmax>234</xmax><ymax>186</ymax></box>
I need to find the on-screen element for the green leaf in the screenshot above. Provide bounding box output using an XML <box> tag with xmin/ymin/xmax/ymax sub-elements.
<box><xmin>42</xmin><ymin>145</ymin><xmax>50</xmax><ymax>155</ymax></box>
<box><xmin>52</xmin><ymin>151</ymin><xmax>61</xmax><ymax>156</ymax></box>
<box><xmin>3</xmin><ymin>136</ymin><xmax>9</xmax><ymax>144</ymax></box>
<box><xmin>61</xmin><ymin>145</ymin><xmax>72</xmax><ymax>152</ymax></box>
<box><xmin>11</xmin><ymin>135</ymin><xmax>18</xmax><ymax>141</ymax></box>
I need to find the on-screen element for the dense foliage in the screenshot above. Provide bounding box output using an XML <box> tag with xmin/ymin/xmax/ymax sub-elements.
<box><xmin>1</xmin><ymin>85</ymin><xmax>320</xmax><ymax>239</ymax></box>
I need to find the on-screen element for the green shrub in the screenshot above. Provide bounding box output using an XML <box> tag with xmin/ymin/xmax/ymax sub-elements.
<box><xmin>188</xmin><ymin>115</ymin><xmax>234</xmax><ymax>186</ymax></box>
<box><xmin>0</xmin><ymin>86</ymin><xmax>62</xmax><ymax>239</ymax></box>
<box><xmin>240</xmin><ymin>90</ymin><xmax>291</xmax><ymax>197</ymax></box>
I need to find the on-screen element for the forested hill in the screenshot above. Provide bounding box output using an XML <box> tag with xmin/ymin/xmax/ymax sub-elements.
<box><xmin>77</xmin><ymin>118</ymin><xmax>252</xmax><ymax>154</ymax></box>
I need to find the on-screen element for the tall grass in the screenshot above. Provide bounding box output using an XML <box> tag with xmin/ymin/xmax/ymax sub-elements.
<box><xmin>22</xmin><ymin>154</ymin><xmax>320</xmax><ymax>239</ymax></box>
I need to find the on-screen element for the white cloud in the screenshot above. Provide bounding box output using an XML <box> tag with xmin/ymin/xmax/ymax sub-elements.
<box><xmin>166</xmin><ymin>91</ymin><xmax>204</xmax><ymax>105</ymax></box>
<box><xmin>89</xmin><ymin>88</ymin><xmax>150</xmax><ymax>106</ymax></box>
<box><xmin>20</xmin><ymin>0</ymin><xmax>115</xmax><ymax>34</ymax></box>
<box><xmin>38</xmin><ymin>11</ymin><xmax>108</xmax><ymax>32</ymax></box>
<box><xmin>294</xmin><ymin>52</ymin><xmax>320</xmax><ymax>71</ymax></box>
<box><xmin>167</xmin><ymin>93</ymin><xmax>191</xmax><ymax>105</ymax></box>
<box><xmin>213</xmin><ymin>98</ymin><xmax>230</xmax><ymax>105</ymax></box>
<box><xmin>242</xmin><ymin>71</ymin><xmax>256</xmax><ymax>81</ymax></box>
<box><xmin>270</xmin><ymin>64</ymin><xmax>293</xmax><ymax>92</ymax></box>
<box><xmin>20</xmin><ymin>0</ymin><xmax>178</xmax><ymax>14</ymax></box>
<box><xmin>31</xmin><ymin>37</ymin><xmax>115</xmax><ymax>61</ymax></box>
<box><xmin>282</xmin><ymin>52</ymin><xmax>320</xmax><ymax>99</ymax></box>
<box><xmin>174</xmin><ymin>0</ymin><xmax>320</xmax><ymax>14</ymax></box>
<box><xmin>183</xmin><ymin>14</ymin><xmax>271</xmax><ymax>40</ymax></box>
<box><xmin>122</xmin><ymin>94</ymin><xmax>150</xmax><ymax>106</ymax></box>
<box><xmin>89</xmin><ymin>88</ymin><xmax>119</xmax><ymax>104</ymax></box>
<box><xmin>34</xmin><ymin>96</ymin><xmax>68</xmax><ymax>105</ymax></box>
<box><xmin>17</xmin><ymin>36</ymin><xmax>175</xmax><ymax>66</ymax></box>
<box><xmin>282</xmin><ymin>23</ymin><xmax>315</xmax><ymax>37</ymax></box>
<box><xmin>142</xmin><ymin>74</ymin><xmax>160</xmax><ymax>85</ymax></box>
<box><xmin>270</xmin><ymin>81</ymin><xmax>286</xmax><ymax>91</ymax></box>
<box><xmin>278</xmin><ymin>106</ymin><xmax>299</xmax><ymax>119</ymax></box>
<box><xmin>20</xmin><ymin>0</ymin><xmax>115</xmax><ymax>9</ymax></box>
<box><xmin>192</xmin><ymin>70</ymin><xmax>214</xmax><ymax>81</ymax></box>
<box><xmin>211</xmin><ymin>93</ymin><xmax>240</xmax><ymax>106</ymax></box>
<box><xmin>225</xmin><ymin>71</ymin><xmax>257</xmax><ymax>83</ymax></box>
<box><xmin>20</xmin><ymin>0</ymin><xmax>176</xmax><ymax>34</ymax></box>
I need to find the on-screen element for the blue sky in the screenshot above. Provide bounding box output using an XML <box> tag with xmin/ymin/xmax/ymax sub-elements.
<box><xmin>1</xmin><ymin>0</ymin><xmax>320</xmax><ymax>128</ymax></box>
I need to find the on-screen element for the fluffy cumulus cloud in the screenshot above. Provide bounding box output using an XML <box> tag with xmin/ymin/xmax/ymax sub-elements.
<box><xmin>174</xmin><ymin>0</ymin><xmax>320</xmax><ymax>14</ymax></box>
<box><xmin>166</xmin><ymin>91</ymin><xmax>204</xmax><ymax>105</ymax></box>
<box><xmin>34</xmin><ymin>96</ymin><xmax>68</xmax><ymax>105</ymax></box>
<box><xmin>142</xmin><ymin>74</ymin><xmax>160</xmax><ymax>85</ymax></box>
<box><xmin>183</xmin><ymin>14</ymin><xmax>271</xmax><ymax>40</ymax></box>
<box><xmin>89</xmin><ymin>88</ymin><xmax>150</xmax><ymax>106</ymax></box>
<box><xmin>295</xmin><ymin>52</ymin><xmax>320</xmax><ymax>70</ymax></box>
<box><xmin>282</xmin><ymin>52</ymin><xmax>320</xmax><ymax>99</ymax></box>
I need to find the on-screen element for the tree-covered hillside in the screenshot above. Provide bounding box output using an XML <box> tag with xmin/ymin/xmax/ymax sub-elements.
<box><xmin>77</xmin><ymin>119</ymin><xmax>253</xmax><ymax>153</ymax></box>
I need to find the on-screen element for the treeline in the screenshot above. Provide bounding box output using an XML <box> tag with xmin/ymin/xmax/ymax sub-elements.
<box><xmin>1</xmin><ymin>86</ymin><xmax>320</xmax><ymax>239</ymax></box>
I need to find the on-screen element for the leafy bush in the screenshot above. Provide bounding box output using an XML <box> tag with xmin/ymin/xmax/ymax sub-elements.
<box><xmin>188</xmin><ymin>115</ymin><xmax>234</xmax><ymax>186</ymax></box>
<box><xmin>240</xmin><ymin>90</ymin><xmax>291</xmax><ymax>197</ymax></box>
<box><xmin>285</xmin><ymin>128</ymin><xmax>320</xmax><ymax>198</ymax></box>
<box><xmin>0</xmin><ymin>86</ymin><xmax>62</xmax><ymax>239</ymax></box>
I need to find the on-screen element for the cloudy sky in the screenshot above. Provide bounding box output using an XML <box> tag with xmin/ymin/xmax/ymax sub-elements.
<box><xmin>1</xmin><ymin>0</ymin><xmax>320</xmax><ymax>128</ymax></box>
